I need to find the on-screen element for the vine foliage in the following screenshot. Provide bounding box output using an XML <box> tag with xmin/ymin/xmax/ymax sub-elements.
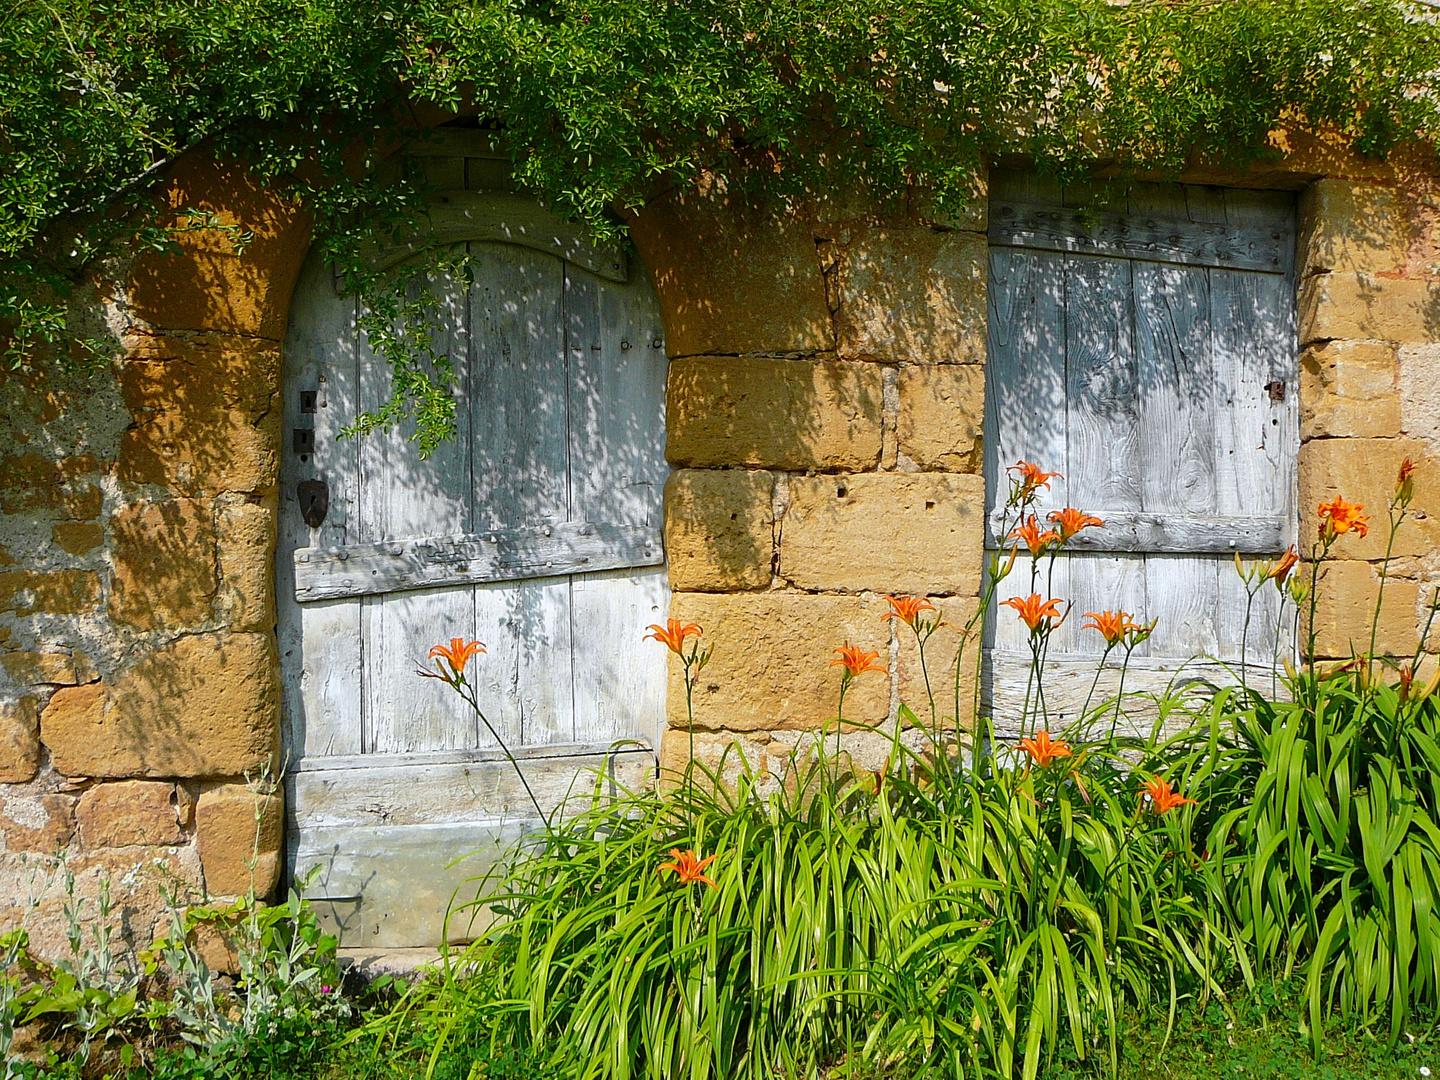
<box><xmin>3</xmin><ymin>0</ymin><xmax>1439</xmax><ymax>443</ymax></box>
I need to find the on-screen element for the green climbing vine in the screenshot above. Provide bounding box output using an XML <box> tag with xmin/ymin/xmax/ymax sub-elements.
<box><xmin>3</xmin><ymin>0</ymin><xmax>1439</xmax><ymax>447</ymax></box>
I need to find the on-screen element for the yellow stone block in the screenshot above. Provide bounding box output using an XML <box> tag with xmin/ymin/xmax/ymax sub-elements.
<box><xmin>780</xmin><ymin>472</ymin><xmax>985</xmax><ymax>595</ymax></box>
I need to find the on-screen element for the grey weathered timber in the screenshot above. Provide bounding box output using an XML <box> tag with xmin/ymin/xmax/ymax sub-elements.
<box><xmin>349</xmin><ymin>190</ymin><xmax>627</xmax><ymax>285</ymax></box>
<box><xmin>293</xmin><ymin>522</ymin><xmax>663</xmax><ymax>601</ymax></box>
<box><xmin>985</xmin><ymin>511</ymin><xmax>1289</xmax><ymax>553</ymax></box>
<box><xmin>988</xmin><ymin>201</ymin><xmax>1291</xmax><ymax>273</ymax></box>
<box><xmin>288</xmin><ymin>747</ymin><xmax>654</xmax><ymax>828</ymax></box>
<box><xmin>278</xmin><ymin>167</ymin><xmax>670</xmax><ymax>947</ymax></box>
<box><xmin>984</xmin><ymin>176</ymin><xmax>1298</xmax><ymax>721</ymax></box>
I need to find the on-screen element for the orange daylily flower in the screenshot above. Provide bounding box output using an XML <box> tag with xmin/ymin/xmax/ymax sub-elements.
<box><xmin>831</xmin><ymin>643</ymin><xmax>885</xmax><ymax>679</ymax></box>
<box><xmin>428</xmin><ymin>638</ymin><xmax>486</xmax><ymax>675</ymax></box>
<box><xmin>1002</xmin><ymin>593</ymin><xmax>1065</xmax><ymax>633</ymax></box>
<box><xmin>1318</xmin><ymin>496</ymin><xmax>1369</xmax><ymax>539</ymax></box>
<box><xmin>658</xmin><ymin>848</ymin><xmax>718</xmax><ymax>889</ymax></box>
<box><xmin>1141</xmin><ymin>776</ymin><xmax>1197</xmax><ymax>815</ymax></box>
<box><xmin>1047</xmin><ymin>507</ymin><xmax>1104</xmax><ymax>542</ymax></box>
<box><xmin>1265</xmin><ymin>545</ymin><xmax>1299</xmax><ymax>585</ymax></box>
<box><xmin>882</xmin><ymin>595</ymin><xmax>938</xmax><ymax>628</ymax></box>
<box><xmin>1009</xmin><ymin>514</ymin><xmax>1061</xmax><ymax>557</ymax></box>
<box><xmin>1083</xmin><ymin>610</ymin><xmax>1140</xmax><ymax>648</ymax></box>
<box><xmin>1008</xmin><ymin>460</ymin><xmax>1062</xmax><ymax>500</ymax></box>
<box><xmin>1398</xmin><ymin>457</ymin><xmax>1417</xmax><ymax>503</ymax></box>
<box><xmin>1018</xmin><ymin>730</ymin><xmax>1073</xmax><ymax>768</ymax></box>
<box><xmin>645</xmin><ymin>619</ymin><xmax>703</xmax><ymax>654</ymax></box>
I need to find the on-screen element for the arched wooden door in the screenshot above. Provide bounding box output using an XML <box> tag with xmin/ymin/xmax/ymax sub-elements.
<box><xmin>278</xmin><ymin>211</ymin><xmax>668</xmax><ymax>946</ymax></box>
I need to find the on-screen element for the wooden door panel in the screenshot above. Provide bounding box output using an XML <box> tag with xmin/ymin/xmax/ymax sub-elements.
<box><xmin>472</xmin><ymin>576</ymin><xmax>574</xmax><ymax>747</ymax></box>
<box><xmin>984</xmin><ymin>177</ymin><xmax>1297</xmax><ymax>726</ymax></box>
<box><xmin>470</xmin><ymin>245</ymin><xmax>569</xmax><ymax>529</ymax></box>
<box><xmin>566</xmin><ymin>268</ymin><xmax>669</xmax><ymax>530</ymax></box>
<box><xmin>280</xmin><ymin>247</ymin><xmax>363</xmax><ymax>760</ymax></box>
<box><xmin>1065</xmin><ymin>254</ymin><xmax>1140</xmax><ymax>514</ymax></box>
<box><xmin>280</xmin><ymin>187</ymin><xmax>670</xmax><ymax>945</ymax></box>
<box><xmin>1212</xmin><ymin>268</ymin><xmax>1297</xmax><ymax>520</ymax></box>
<box><xmin>364</xmin><ymin>587</ymin><xmax>480</xmax><ymax>754</ymax></box>
<box><xmin>572</xmin><ymin>566</ymin><xmax>668</xmax><ymax>746</ymax></box>
<box><xmin>985</xmin><ymin>248</ymin><xmax>1069</xmax><ymax>515</ymax></box>
<box><xmin>1133</xmin><ymin>261</ymin><xmax>1215</xmax><ymax>515</ymax></box>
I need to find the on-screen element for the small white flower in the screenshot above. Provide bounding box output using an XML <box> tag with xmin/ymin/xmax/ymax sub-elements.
<box><xmin>1418</xmin><ymin>1066</ymin><xmax>1431</xmax><ymax>1077</ymax></box>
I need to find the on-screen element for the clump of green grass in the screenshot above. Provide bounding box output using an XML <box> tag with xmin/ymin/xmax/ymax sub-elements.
<box><xmin>359</xmin><ymin>729</ymin><xmax>1227</xmax><ymax>1080</ymax></box>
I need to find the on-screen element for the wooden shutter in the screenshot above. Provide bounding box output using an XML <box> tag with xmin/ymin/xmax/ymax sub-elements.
<box><xmin>983</xmin><ymin>175</ymin><xmax>1298</xmax><ymax>731</ymax></box>
<box><xmin>277</xmin><ymin>187</ymin><xmax>668</xmax><ymax>944</ymax></box>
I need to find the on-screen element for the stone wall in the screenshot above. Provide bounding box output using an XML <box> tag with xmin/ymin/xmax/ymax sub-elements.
<box><xmin>0</xmin><ymin>153</ymin><xmax>306</xmax><ymax>958</ymax></box>
<box><xmin>1292</xmin><ymin>152</ymin><xmax>1440</xmax><ymax>660</ymax></box>
<box><xmin>631</xmin><ymin>178</ymin><xmax>991</xmax><ymax>786</ymax></box>
<box><xmin>1</xmin><ymin>129</ymin><xmax>1438</xmax><ymax>957</ymax></box>
<box><xmin>634</xmin><ymin>144</ymin><xmax>1440</xmax><ymax>789</ymax></box>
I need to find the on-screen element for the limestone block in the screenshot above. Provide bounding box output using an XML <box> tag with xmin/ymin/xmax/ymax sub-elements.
<box><xmin>195</xmin><ymin>784</ymin><xmax>283</xmax><ymax>898</ymax></box>
<box><xmin>897</xmin><ymin>364</ymin><xmax>986</xmax><ymax>470</ymax></box>
<box><xmin>0</xmin><ymin>454</ymin><xmax>102</xmax><ymax>519</ymax></box>
<box><xmin>780</xmin><ymin>472</ymin><xmax>985</xmax><ymax>595</ymax></box>
<box><xmin>667</xmin><ymin>357</ymin><xmax>883</xmax><ymax>471</ymax></box>
<box><xmin>664</xmin><ymin>470</ymin><xmax>774</xmax><ymax>591</ymax></box>
<box><xmin>0</xmin><ymin>650</ymin><xmax>91</xmax><ymax>688</ymax></box>
<box><xmin>1299</xmin><ymin>272</ymin><xmax>1440</xmax><ymax>346</ymax></box>
<box><xmin>665</xmin><ymin>592</ymin><xmax>891</xmax><ymax>732</ymax></box>
<box><xmin>76</xmin><ymin>781</ymin><xmax>183</xmax><ymax>848</ymax></box>
<box><xmin>4</xmin><ymin>846</ymin><xmax>203</xmax><ymax>964</ymax></box>
<box><xmin>1400</xmin><ymin>344</ymin><xmax>1440</xmax><ymax>456</ymax></box>
<box><xmin>1300</xmin><ymin>341</ymin><xmax>1400</xmax><ymax>439</ymax></box>
<box><xmin>1298</xmin><ymin>437</ymin><xmax>1440</xmax><ymax>559</ymax></box>
<box><xmin>115</xmin><ymin>335</ymin><xmax>281</xmax><ymax>496</ymax></box>
<box><xmin>0</xmin><ymin>697</ymin><xmax>40</xmax><ymax>783</ymax></box>
<box><xmin>0</xmin><ymin>570</ymin><xmax>101</xmax><ymax>618</ymax></box>
<box><xmin>127</xmin><ymin>152</ymin><xmax>312</xmax><ymax>340</ymax></box>
<box><xmin>107</xmin><ymin>499</ymin><xmax>219</xmax><ymax>631</ymax></box>
<box><xmin>0</xmin><ymin>794</ymin><xmax>76</xmax><ymax>854</ymax></box>
<box><xmin>50</xmin><ymin>522</ymin><xmax>104</xmax><ymax>556</ymax></box>
<box><xmin>1312</xmin><ymin>559</ymin><xmax>1419</xmax><ymax>658</ymax></box>
<box><xmin>40</xmin><ymin>632</ymin><xmax>281</xmax><ymax>779</ymax></box>
<box><xmin>627</xmin><ymin>181</ymin><xmax>832</xmax><ymax>357</ymax></box>
<box><xmin>834</xmin><ymin>228</ymin><xmax>987</xmax><ymax>364</ymax></box>
<box><xmin>215</xmin><ymin>495</ymin><xmax>278</xmax><ymax>631</ymax></box>
<box><xmin>658</xmin><ymin>726</ymin><xmax>781</xmax><ymax>790</ymax></box>
<box><xmin>894</xmin><ymin>597</ymin><xmax>981</xmax><ymax>727</ymax></box>
<box><xmin>1299</xmin><ymin>180</ymin><xmax>1411</xmax><ymax>277</ymax></box>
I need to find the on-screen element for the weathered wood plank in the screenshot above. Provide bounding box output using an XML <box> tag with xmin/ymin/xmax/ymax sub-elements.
<box><xmin>355</xmin><ymin>266</ymin><xmax>476</xmax><ymax>755</ymax></box>
<box><xmin>565</xmin><ymin>265</ymin><xmax>669</xmax><ymax>529</ymax></box>
<box><xmin>571</xmin><ymin>566</ymin><xmax>669</xmax><ymax>747</ymax></box>
<box><xmin>472</xmin><ymin>576</ymin><xmax>574</xmax><ymax>747</ymax></box>
<box><xmin>365</xmin><ymin>586</ymin><xmax>480</xmax><ymax>754</ymax></box>
<box><xmin>470</xmin><ymin>244</ymin><xmax>570</xmax><ymax>529</ymax></box>
<box><xmin>984</xmin><ymin>653</ymin><xmax>1252</xmax><ymax>738</ymax></box>
<box><xmin>402</xmin><ymin>129</ymin><xmax>508</xmax><ymax>160</ymax></box>
<box><xmin>985</xmin><ymin>248</ymin><xmax>1069</xmax><ymax>516</ymax></box>
<box><xmin>1144</xmin><ymin>553</ymin><xmax>1221</xmax><ymax>660</ymax></box>
<box><xmin>1212</xmin><ymin>268</ymin><xmax>1298</xmax><ymax>524</ymax></box>
<box><xmin>293</xmin><ymin>522</ymin><xmax>663</xmax><ymax>601</ymax></box>
<box><xmin>289</xmin><ymin>821</ymin><xmax>533</xmax><ymax>947</ymax></box>
<box><xmin>280</xmin><ymin>246</ymin><xmax>364</xmax><ymax>758</ymax></box>
<box><xmin>288</xmin><ymin>748</ymin><xmax>654</xmax><ymax>828</ymax></box>
<box><xmin>1134</xmin><ymin>261</ymin><xmax>1216</xmax><ymax>515</ymax></box>
<box><xmin>989</xmin><ymin>202</ymin><xmax>1289</xmax><ymax>273</ymax></box>
<box><xmin>985</xmin><ymin>511</ymin><xmax>1287</xmax><ymax>553</ymax></box>
<box><xmin>1065</xmin><ymin>553</ymin><xmax>1149</xmax><ymax>659</ymax></box>
<box><xmin>350</xmin><ymin>191</ymin><xmax>626</xmax><ymax>285</ymax></box>
<box><xmin>1065</xmin><ymin>254</ymin><xmax>1140</xmax><ymax>515</ymax></box>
